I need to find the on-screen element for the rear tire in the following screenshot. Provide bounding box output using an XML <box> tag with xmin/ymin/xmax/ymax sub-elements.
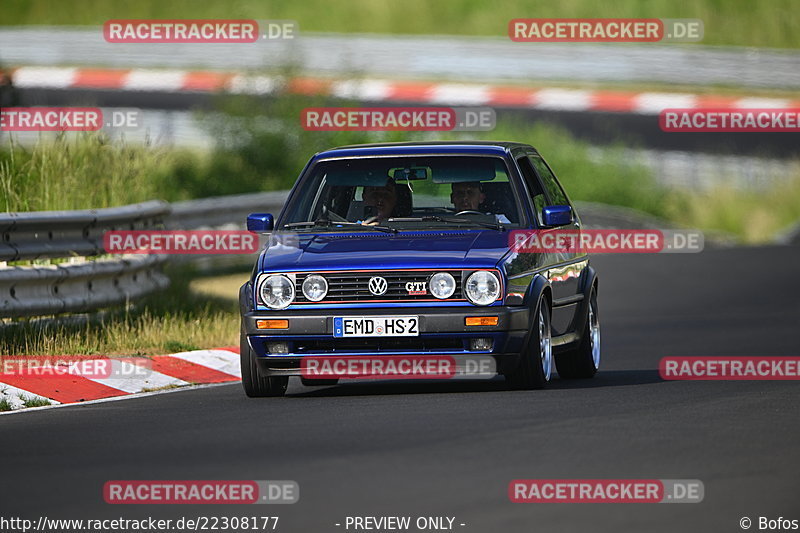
<box><xmin>508</xmin><ymin>298</ymin><xmax>552</xmax><ymax>390</ymax></box>
<box><xmin>555</xmin><ymin>287</ymin><xmax>600</xmax><ymax>379</ymax></box>
<box><xmin>240</xmin><ymin>324</ymin><xmax>288</xmax><ymax>397</ymax></box>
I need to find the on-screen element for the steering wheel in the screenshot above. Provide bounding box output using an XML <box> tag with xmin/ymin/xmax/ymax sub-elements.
<box><xmin>321</xmin><ymin>206</ymin><xmax>348</xmax><ymax>222</ymax></box>
<box><xmin>453</xmin><ymin>210</ymin><xmax>484</xmax><ymax>217</ymax></box>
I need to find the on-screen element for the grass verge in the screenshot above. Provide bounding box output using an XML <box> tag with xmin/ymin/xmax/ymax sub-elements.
<box><xmin>0</xmin><ymin>134</ymin><xmax>290</xmax><ymax>212</ymax></box>
<box><xmin>23</xmin><ymin>396</ymin><xmax>51</xmax><ymax>408</ymax></box>
<box><xmin>0</xmin><ymin>265</ymin><xmax>240</xmax><ymax>357</ymax></box>
<box><xmin>0</xmin><ymin>392</ymin><xmax>51</xmax><ymax>412</ymax></box>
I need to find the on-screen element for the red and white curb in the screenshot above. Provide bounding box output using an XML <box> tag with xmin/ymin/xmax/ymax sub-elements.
<box><xmin>9</xmin><ymin>66</ymin><xmax>799</xmax><ymax>115</ymax></box>
<box><xmin>0</xmin><ymin>347</ymin><xmax>240</xmax><ymax>413</ymax></box>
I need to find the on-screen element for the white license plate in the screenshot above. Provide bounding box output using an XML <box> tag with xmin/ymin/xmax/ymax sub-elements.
<box><xmin>333</xmin><ymin>316</ymin><xmax>419</xmax><ymax>337</ymax></box>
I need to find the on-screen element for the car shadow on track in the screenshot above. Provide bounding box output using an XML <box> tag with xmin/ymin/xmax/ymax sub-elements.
<box><xmin>287</xmin><ymin>369</ymin><xmax>664</xmax><ymax>398</ymax></box>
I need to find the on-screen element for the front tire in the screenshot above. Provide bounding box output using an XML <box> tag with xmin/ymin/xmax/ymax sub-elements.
<box><xmin>555</xmin><ymin>287</ymin><xmax>600</xmax><ymax>379</ymax></box>
<box><xmin>508</xmin><ymin>298</ymin><xmax>552</xmax><ymax>390</ymax></box>
<box><xmin>240</xmin><ymin>324</ymin><xmax>288</xmax><ymax>397</ymax></box>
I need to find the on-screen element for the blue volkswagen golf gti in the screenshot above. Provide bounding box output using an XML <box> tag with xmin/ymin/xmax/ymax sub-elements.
<box><xmin>239</xmin><ymin>141</ymin><xmax>601</xmax><ymax>396</ymax></box>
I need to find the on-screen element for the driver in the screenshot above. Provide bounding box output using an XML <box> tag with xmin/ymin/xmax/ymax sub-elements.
<box><xmin>363</xmin><ymin>178</ymin><xmax>398</xmax><ymax>222</ymax></box>
<box><xmin>450</xmin><ymin>181</ymin><xmax>485</xmax><ymax>212</ymax></box>
<box><xmin>450</xmin><ymin>181</ymin><xmax>510</xmax><ymax>224</ymax></box>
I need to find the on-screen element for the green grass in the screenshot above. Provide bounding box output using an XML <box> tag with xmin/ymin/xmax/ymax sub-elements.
<box><xmin>458</xmin><ymin>121</ymin><xmax>679</xmax><ymax>220</ymax></box>
<box><xmin>0</xmin><ymin>90</ymin><xmax>416</xmax><ymax>213</ymax></box>
<box><xmin>0</xmin><ymin>134</ymin><xmax>290</xmax><ymax>212</ymax></box>
<box><xmin>2</xmin><ymin>0</ymin><xmax>798</xmax><ymax>49</ymax></box>
<box><xmin>22</xmin><ymin>396</ymin><xmax>51</xmax><ymax>408</ymax></box>
<box><xmin>163</xmin><ymin>340</ymin><xmax>200</xmax><ymax>353</ymax></box>
<box><xmin>672</xmin><ymin>177</ymin><xmax>800</xmax><ymax>243</ymax></box>
<box><xmin>0</xmin><ymin>391</ymin><xmax>52</xmax><ymax>412</ymax></box>
<box><xmin>0</xmin><ymin>269</ymin><xmax>249</xmax><ymax>358</ymax></box>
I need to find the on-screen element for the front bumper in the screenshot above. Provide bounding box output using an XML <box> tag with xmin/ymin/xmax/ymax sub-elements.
<box><xmin>242</xmin><ymin>306</ymin><xmax>530</xmax><ymax>377</ymax></box>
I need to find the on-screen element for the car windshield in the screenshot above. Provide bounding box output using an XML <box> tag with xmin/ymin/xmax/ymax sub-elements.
<box><xmin>281</xmin><ymin>155</ymin><xmax>523</xmax><ymax>231</ymax></box>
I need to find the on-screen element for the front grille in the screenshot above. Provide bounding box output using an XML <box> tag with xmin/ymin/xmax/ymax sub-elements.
<box><xmin>294</xmin><ymin>337</ymin><xmax>464</xmax><ymax>354</ymax></box>
<box><xmin>294</xmin><ymin>270</ymin><xmax>463</xmax><ymax>303</ymax></box>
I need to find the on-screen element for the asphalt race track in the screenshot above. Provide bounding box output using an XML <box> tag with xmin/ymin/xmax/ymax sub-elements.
<box><xmin>3</xmin><ymin>245</ymin><xmax>799</xmax><ymax>532</ymax></box>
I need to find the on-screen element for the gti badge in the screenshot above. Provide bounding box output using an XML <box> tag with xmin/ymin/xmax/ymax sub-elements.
<box><xmin>405</xmin><ymin>281</ymin><xmax>427</xmax><ymax>295</ymax></box>
<box><xmin>368</xmin><ymin>276</ymin><xmax>388</xmax><ymax>296</ymax></box>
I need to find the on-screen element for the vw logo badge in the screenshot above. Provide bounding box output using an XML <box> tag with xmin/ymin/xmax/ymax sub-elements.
<box><xmin>368</xmin><ymin>276</ymin><xmax>388</xmax><ymax>296</ymax></box>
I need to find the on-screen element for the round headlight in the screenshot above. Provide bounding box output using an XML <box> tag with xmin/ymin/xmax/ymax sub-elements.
<box><xmin>429</xmin><ymin>272</ymin><xmax>456</xmax><ymax>299</ymax></box>
<box><xmin>259</xmin><ymin>275</ymin><xmax>295</xmax><ymax>310</ymax></box>
<box><xmin>464</xmin><ymin>271</ymin><xmax>501</xmax><ymax>306</ymax></box>
<box><xmin>302</xmin><ymin>274</ymin><xmax>328</xmax><ymax>302</ymax></box>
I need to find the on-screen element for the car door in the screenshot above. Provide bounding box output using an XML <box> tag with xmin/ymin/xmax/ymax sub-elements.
<box><xmin>524</xmin><ymin>152</ymin><xmax>587</xmax><ymax>337</ymax></box>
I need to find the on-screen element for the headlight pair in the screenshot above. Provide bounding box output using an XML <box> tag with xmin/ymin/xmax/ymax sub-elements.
<box><xmin>259</xmin><ymin>270</ymin><xmax>500</xmax><ymax>309</ymax></box>
<box><xmin>259</xmin><ymin>274</ymin><xmax>329</xmax><ymax>309</ymax></box>
<box><xmin>429</xmin><ymin>271</ymin><xmax>501</xmax><ymax>305</ymax></box>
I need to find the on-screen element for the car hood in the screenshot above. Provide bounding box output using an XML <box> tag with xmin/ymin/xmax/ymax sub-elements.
<box><xmin>258</xmin><ymin>230</ymin><xmax>512</xmax><ymax>272</ymax></box>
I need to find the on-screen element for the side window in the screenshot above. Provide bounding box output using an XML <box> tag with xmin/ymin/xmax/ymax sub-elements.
<box><xmin>516</xmin><ymin>156</ymin><xmax>548</xmax><ymax>225</ymax></box>
<box><xmin>529</xmin><ymin>156</ymin><xmax>569</xmax><ymax>206</ymax></box>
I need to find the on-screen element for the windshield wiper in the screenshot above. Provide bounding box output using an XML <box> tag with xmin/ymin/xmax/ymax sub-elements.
<box><xmin>389</xmin><ymin>216</ymin><xmax>505</xmax><ymax>231</ymax></box>
<box><xmin>282</xmin><ymin>219</ymin><xmax>397</xmax><ymax>233</ymax></box>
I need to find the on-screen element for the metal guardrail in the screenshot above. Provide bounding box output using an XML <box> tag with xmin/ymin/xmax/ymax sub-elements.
<box><xmin>0</xmin><ymin>200</ymin><xmax>169</xmax><ymax>261</ymax></box>
<box><xmin>1</xmin><ymin>201</ymin><xmax>170</xmax><ymax>318</ymax></box>
<box><xmin>0</xmin><ymin>255</ymin><xmax>169</xmax><ymax>318</ymax></box>
<box><xmin>168</xmin><ymin>191</ymin><xmax>288</xmax><ymax>230</ymax></box>
<box><xmin>0</xmin><ymin>192</ymin><xmax>289</xmax><ymax>319</ymax></box>
<box><xmin>167</xmin><ymin>191</ymin><xmax>288</xmax><ymax>271</ymax></box>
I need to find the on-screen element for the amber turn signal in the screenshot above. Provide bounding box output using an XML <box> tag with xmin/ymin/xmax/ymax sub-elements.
<box><xmin>465</xmin><ymin>316</ymin><xmax>499</xmax><ymax>326</ymax></box>
<box><xmin>256</xmin><ymin>319</ymin><xmax>289</xmax><ymax>329</ymax></box>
